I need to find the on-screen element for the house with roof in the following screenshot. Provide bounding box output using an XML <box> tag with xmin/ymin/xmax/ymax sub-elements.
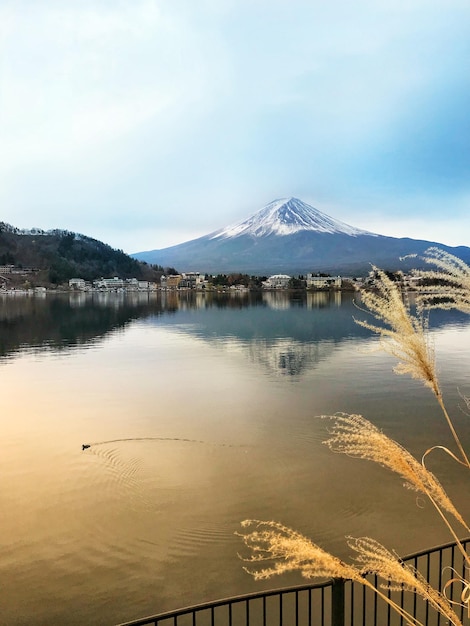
<box><xmin>306</xmin><ymin>274</ymin><xmax>342</xmax><ymax>290</ymax></box>
<box><xmin>262</xmin><ymin>274</ymin><xmax>291</xmax><ymax>289</ymax></box>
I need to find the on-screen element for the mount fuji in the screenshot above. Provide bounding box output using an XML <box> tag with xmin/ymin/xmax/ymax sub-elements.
<box><xmin>132</xmin><ymin>198</ymin><xmax>470</xmax><ymax>275</ymax></box>
<box><xmin>210</xmin><ymin>197</ymin><xmax>373</xmax><ymax>239</ymax></box>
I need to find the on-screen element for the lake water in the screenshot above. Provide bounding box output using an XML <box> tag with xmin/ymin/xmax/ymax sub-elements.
<box><xmin>1</xmin><ymin>290</ymin><xmax>469</xmax><ymax>625</ymax></box>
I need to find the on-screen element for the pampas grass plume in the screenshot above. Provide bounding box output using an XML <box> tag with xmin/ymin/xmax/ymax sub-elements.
<box><xmin>412</xmin><ymin>247</ymin><xmax>470</xmax><ymax>314</ymax></box>
<box><xmin>237</xmin><ymin>520</ymin><xmax>361</xmax><ymax>582</ymax></box>
<box><xmin>355</xmin><ymin>267</ymin><xmax>439</xmax><ymax>398</ymax></box>
<box><xmin>322</xmin><ymin>413</ymin><xmax>468</xmax><ymax>530</ymax></box>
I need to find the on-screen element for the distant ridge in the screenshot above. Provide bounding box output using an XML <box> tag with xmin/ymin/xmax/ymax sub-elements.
<box><xmin>132</xmin><ymin>198</ymin><xmax>470</xmax><ymax>275</ymax></box>
<box><xmin>0</xmin><ymin>221</ymin><xmax>161</xmax><ymax>286</ymax></box>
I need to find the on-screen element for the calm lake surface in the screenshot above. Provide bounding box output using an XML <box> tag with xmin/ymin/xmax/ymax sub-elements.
<box><xmin>1</xmin><ymin>290</ymin><xmax>469</xmax><ymax>625</ymax></box>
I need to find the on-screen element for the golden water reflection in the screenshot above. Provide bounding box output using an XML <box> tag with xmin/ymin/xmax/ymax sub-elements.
<box><xmin>1</xmin><ymin>293</ymin><xmax>469</xmax><ymax>624</ymax></box>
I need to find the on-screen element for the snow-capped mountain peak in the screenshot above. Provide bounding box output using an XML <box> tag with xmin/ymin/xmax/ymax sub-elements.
<box><xmin>210</xmin><ymin>197</ymin><xmax>375</xmax><ymax>239</ymax></box>
<box><xmin>133</xmin><ymin>195</ymin><xmax>470</xmax><ymax>274</ymax></box>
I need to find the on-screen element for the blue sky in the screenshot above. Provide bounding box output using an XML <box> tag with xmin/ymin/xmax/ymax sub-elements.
<box><xmin>1</xmin><ymin>0</ymin><xmax>470</xmax><ymax>253</ymax></box>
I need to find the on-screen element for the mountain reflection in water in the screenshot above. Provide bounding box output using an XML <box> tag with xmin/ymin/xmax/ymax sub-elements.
<box><xmin>1</xmin><ymin>290</ymin><xmax>467</xmax><ymax>376</ymax></box>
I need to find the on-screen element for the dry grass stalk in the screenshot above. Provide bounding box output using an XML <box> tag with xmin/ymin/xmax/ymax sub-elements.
<box><xmin>355</xmin><ymin>267</ymin><xmax>439</xmax><ymax>397</ymax></box>
<box><xmin>411</xmin><ymin>247</ymin><xmax>470</xmax><ymax>314</ymax></box>
<box><xmin>355</xmin><ymin>266</ymin><xmax>470</xmax><ymax>467</ymax></box>
<box><xmin>237</xmin><ymin>520</ymin><xmax>361</xmax><ymax>582</ymax></box>
<box><xmin>443</xmin><ymin>570</ymin><xmax>470</xmax><ymax>619</ymax></box>
<box><xmin>323</xmin><ymin>413</ymin><xmax>468</xmax><ymax>531</ymax></box>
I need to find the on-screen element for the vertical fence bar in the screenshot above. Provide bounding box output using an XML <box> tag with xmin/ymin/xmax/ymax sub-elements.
<box><xmin>425</xmin><ymin>553</ymin><xmax>430</xmax><ymax>626</ymax></box>
<box><xmin>308</xmin><ymin>586</ymin><xmax>312</xmax><ymax>626</ymax></box>
<box><xmin>349</xmin><ymin>579</ymin><xmax>354</xmax><ymax>626</ymax></box>
<box><xmin>460</xmin><ymin>542</ymin><xmax>466</xmax><ymax>623</ymax></box>
<box><xmin>321</xmin><ymin>585</ymin><xmax>325</xmax><ymax>626</ymax></box>
<box><xmin>362</xmin><ymin>581</ymin><xmax>367</xmax><ymax>626</ymax></box>
<box><xmin>437</xmin><ymin>547</ymin><xmax>443</xmax><ymax>626</ymax></box>
<box><xmin>332</xmin><ymin>578</ymin><xmax>345</xmax><ymax>626</ymax></box>
<box><xmin>400</xmin><ymin>583</ymin><xmax>405</xmax><ymax>626</ymax></box>
<box><xmin>413</xmin><ymin>557</ymin><xmax>418</xmax><ymax>619</ymax></box>
<box><xmin>373</xmin><ymin>574</ymin><xmax>378</xmax><ymax>626</ymax></box>
<box><xmin>450</xmin><ymin>543</ymin><xmax>456</xmax><ymax>613</ymax></box>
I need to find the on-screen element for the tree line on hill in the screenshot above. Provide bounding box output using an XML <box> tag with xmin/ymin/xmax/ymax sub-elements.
<box><xmin>0</xmin><ymin>222</ymin><xmax>167</xmax><ymax>286</ymax></box>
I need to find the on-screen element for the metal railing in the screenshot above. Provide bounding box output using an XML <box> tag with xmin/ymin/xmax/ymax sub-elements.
<box><xmin>118</xmin><ymin>537</ymin><xmax>470</xmax><ymax>626</ymax></box>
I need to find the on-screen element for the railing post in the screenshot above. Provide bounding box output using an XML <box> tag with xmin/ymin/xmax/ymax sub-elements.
<box><xmin>331</xmin><ymin>578</ymin><xmax>345</xmax><ymax>626</ymax></box>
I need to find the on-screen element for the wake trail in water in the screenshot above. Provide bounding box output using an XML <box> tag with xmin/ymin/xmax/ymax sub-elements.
<box><xmin>81</xmin><ymin>437</ymin><xmax>249</xmax><ymax>450</ymax></box>
<box><xmin>81</xmin><ymin>437</ymin><xmax>204</xmax><ymax>450</ymax></box>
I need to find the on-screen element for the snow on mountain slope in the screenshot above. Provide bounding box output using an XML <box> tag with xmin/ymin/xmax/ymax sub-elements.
<box><xmin>210</xmin><ymin>197</ymin><xmax>376</xmax><ymax>239</ymax></box>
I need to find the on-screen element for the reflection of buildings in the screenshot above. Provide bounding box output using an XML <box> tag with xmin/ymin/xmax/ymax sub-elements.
<box><xmin>262</xmin><ymin>291</ymin><xmax>291</xmax><ymax>310</ymax></box>
<box><xmin>90</xmin><ymin>291</ymin><xmax>161</xmax><ymax>308</ymax></box>
<box><xmin>160</xmin><ymin>290</ymin><xmax>199</xmax><ymax>310</ymax></box>
<box><xmin>93</xmin><ymin>291</ymin><xmax>126</xmax><ymax>308</ymax></box>
<box><xmin>306</xmin><ymin>291</ymin><xmax>342</xmax><ymax>308</ymax></box>
<box><xmin>195</xmin><ymin>292</ymin><xmax>211</xmax><ymax>309</ymax></box>
<box><xmin>69</xmin><ymin>292</ymin><xmax>87</xmax><ymax>307</ymax></box>
<box><xmin>122</xmin><ymin>292</ymin><xmax>158</xmax><ymax>306</ymax></box>
<box><xmin>263</xmin><ymin>290</ymin><xmax>342</xmax><ymax>310</ymax></box>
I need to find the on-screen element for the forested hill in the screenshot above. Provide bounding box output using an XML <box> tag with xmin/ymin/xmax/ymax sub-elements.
<box><xmin>0</xmin><ymin>222</ymin><xmax>162</xmax><ymax>285</ymax></box>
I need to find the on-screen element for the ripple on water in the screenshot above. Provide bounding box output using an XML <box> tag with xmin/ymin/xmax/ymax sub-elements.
<box><xmin>83</xmin><ymin>439</ymin><xmax>222</xmax><ymax>513</ymax></box>
<box><xmin>168</xmin><ymin>524</ymin><xmax>234</xmax><ymax>559</ymax></box>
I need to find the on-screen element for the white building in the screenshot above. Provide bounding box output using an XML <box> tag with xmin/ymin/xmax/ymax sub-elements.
<box><xmin>180</xmin><ymin>272</ymin><xmax>205</xmax><ymax>288</ymax></box>
<box><xmin>306</xmin><ymin>275</ymin><xmax>342</xmax><ymax>290</ymax></box>
<box><xmin>69</xmin><ymin>278</ymin><xmax>86</xmax><ymax>290</ymax></box>
<box><xmin>94</xmin><ymin>277</ymin><xmax>125</xmax><ymax>290</ymax></box>
<box><xmin>263</xmin><ymin>274</ymin><xmax>291</xmax><ymax>289</ymax></box>
<box><xmin>160</xmin><ymin>274</ymin><xmax>182</xmax><ymax>289</ymax></box>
